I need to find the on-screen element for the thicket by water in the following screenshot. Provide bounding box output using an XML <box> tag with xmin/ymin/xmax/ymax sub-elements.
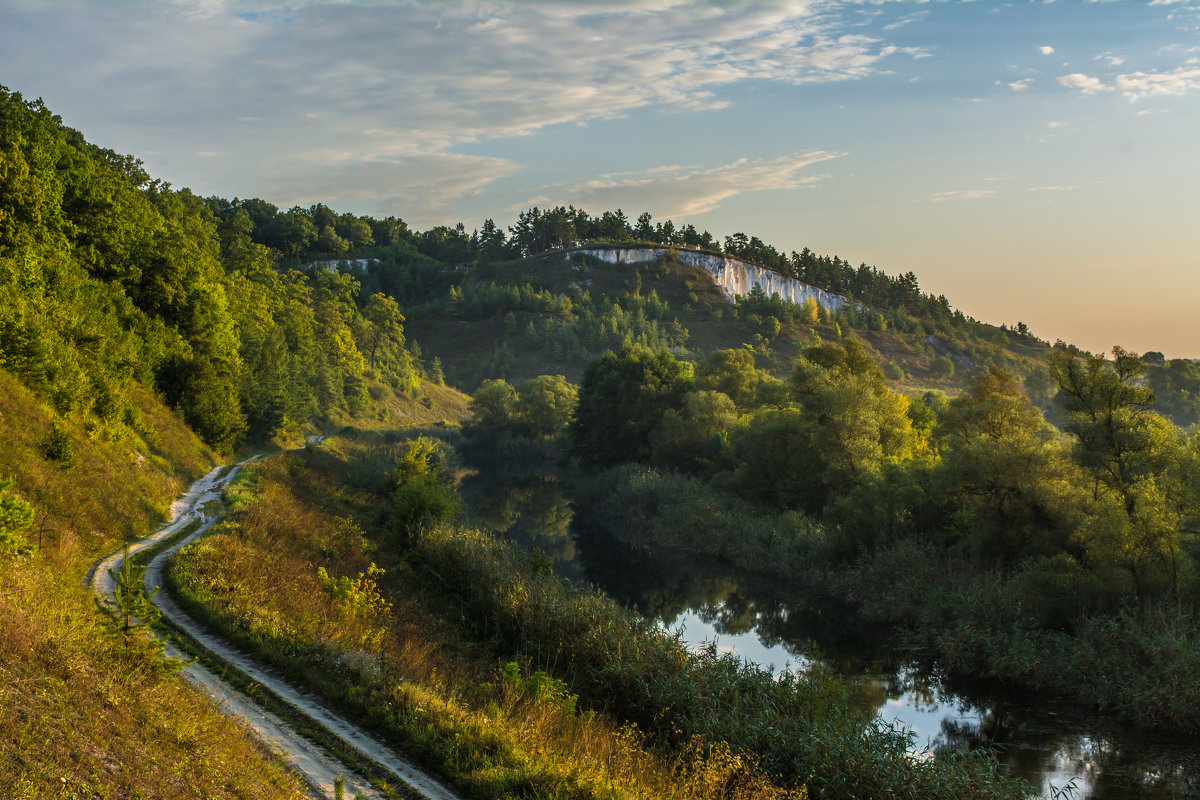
<box><xmin>170</xmin><ymin>436</ymin><xmax>1030</xmax><ymax>800</ymax></box>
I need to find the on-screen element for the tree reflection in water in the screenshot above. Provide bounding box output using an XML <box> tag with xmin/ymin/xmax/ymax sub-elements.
<box><xmin>460</xmin><ymin>467</ymin><xmax>1200</xmax><ymax>800</ymax></box>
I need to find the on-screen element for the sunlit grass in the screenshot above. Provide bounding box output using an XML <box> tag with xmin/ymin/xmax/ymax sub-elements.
<box><xmin>170</xmin><ymin>441</ymin><xmax>1029</xmax><ymax>800</ymax></box>
<box><xmin>0</xmin><ymin>369</ymin><xmax>305</xmax><ymax>797</ymax></box>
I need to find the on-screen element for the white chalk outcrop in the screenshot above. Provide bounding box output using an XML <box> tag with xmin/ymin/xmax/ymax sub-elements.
<box><xmin>575</xmin><ymin>247</ymin><xmax>849</xmax><ymax>312</ymax></box>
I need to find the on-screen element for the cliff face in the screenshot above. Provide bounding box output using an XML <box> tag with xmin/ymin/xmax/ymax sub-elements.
<box><xmin>577</xmin><ymin>247</ymin><xmax>849</xmax><ymax>312</ymax></box>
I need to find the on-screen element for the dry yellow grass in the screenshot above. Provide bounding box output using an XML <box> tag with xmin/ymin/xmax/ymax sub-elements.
<box><xmin>175</xmin><ymin>453</ymin><xmax>807</xmax><ymax>800</ymax></box>
<box><xmin>0</xmin><ymin>368</ymin><xmax>309</xmax><ymax>799</ymax></box>
<box><xmin>0</xmin><ymin>559</ymin><xmax>308</xmax><ymax>799</ymax></box>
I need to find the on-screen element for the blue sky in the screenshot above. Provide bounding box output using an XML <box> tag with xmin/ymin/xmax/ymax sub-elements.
<box><xmin>2</xmin><ymin>1</ymin><xmax>1197</xmax><ymax>356</ymax></box>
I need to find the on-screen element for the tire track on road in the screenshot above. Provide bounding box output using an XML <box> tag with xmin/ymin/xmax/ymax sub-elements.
<box><xmin>91</xmin><ymin>458</ymin><xmax>461</xmax><ymax>800</ymax></box>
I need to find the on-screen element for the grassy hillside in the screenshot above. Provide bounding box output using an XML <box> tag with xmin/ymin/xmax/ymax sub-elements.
<box><xmin>0</xmin><ymin>369</ymin><xmax>310</xmax><ymax>798</ymax></box>
<box><xmin>390</xmin><ymin>247</ymin><xmax>1055</xmax><ymax>401</ymax></box>
<box><xmin>0</xmin><ymin>370</ymin><xmax>469</xmax><ymax>798</ymax></box>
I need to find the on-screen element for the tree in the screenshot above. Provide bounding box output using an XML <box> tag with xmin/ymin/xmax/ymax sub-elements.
<box><xmin>650</xmin><ymin>390</ymin><xmax>737</xmax><ymax>475</ymax></box>
<box><xmin>336</xmin><ymin>213</ymin><xmax>374</xmax><ymax>250</ymax></box>
<box><xmin>1049</xmin><ymin>345</ymin><xmax>1157</xmax><ymax>508</ymax></box>
<box><xmin>694</xmin><ymin>348</ymin><xmax>765</xmax><ymax>410</ymax></box>
<box><xmin>933</xmin><ymin>366</ymin><xmax>1085</xmax><ymax>562</ymax></box>
<box><xmin>0</xmin><ymin>477</ymin><xmax>35</xmax><ymax>555</ymax></box>
<box><xmin>108</xmin><ymin>545</ymin><xmax>161</xmax><ymax>642</ymax></box>
<box><xmin>785</xmin><ymin>339</ymin><xmax>922</xmax><ymax>508</ymax></box>
<box><xmin>363</xmin><ymin>292</ymin><xmax>405</xmax><ymax>370</ymax></box>
<box><xmin>633</xmin><ymin>212</ymin><xmax>655</xmax><ymax>242</ymax></box>
<box><xmin>516</xmin><ymin>375</ymin><xmax>577</xmax><ymax>439</ymax></box>
<box><xmin>1051</xmin><ymin>344</ymin><xmax>1191</xmax><ymax>596</ymax></box>
<box><xmin>317</xmin><ymin>225</ymin><xmax>350</xmax><ymax>257</ymax></box>
<box><xmin>469</xmin><ymin>378</ymin><xmax>519</xmax><ymax>430</ymax></box>
<box><xmin>570</xmin><ymin>345</ymin><xmax>693</xmax><ymax>466</ymax></box>
<box><xmin>477</xmin><ymin>218</ymin><xmax>508</xmax><ymax>261</ymax></box>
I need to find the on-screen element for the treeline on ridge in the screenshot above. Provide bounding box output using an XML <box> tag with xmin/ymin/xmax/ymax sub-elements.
<box><xmin>4</xmin><ymin>82</ymin><xmax>1197</xmax><ymax>464</ymax></box>
<box><xmin>1</xmin><ymin>87</ymin><xmax>418</xmax><ymax>453</ymax></box>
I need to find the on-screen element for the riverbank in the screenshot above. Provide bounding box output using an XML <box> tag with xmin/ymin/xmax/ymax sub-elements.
<box><xmin>167</xmin><ymin>432</ymin><xmax>1031</xmax><ymax>800</ymax></box>
<box><xmin>578</xmin><ymin>464</ymin><xmax>1200</xmax><ymax>735</ymax></box>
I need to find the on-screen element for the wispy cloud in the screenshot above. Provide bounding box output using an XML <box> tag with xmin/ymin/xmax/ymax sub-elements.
<box><xmin>263</xmin><ymin>153</ymin><xmax>524</xmax><ymax>226</ymax></box>
<box><xmin>1027</xmin><ymin>185</ymin><xmax>1076</xmax><ymax>192</ymax></box>
<box><xmin>1008</xmin><ymin>78</ymin><xmax>1034</xmax><ymax>91</ymax></box>
<box><xmin>0</xmin><ymin>1</ymin><xmax>924</xmax><ymax>218</ymax></box>
<box><xmin>1039</xmin><ymin>45</ymin><xmax>1056</xmax><ymax>55</ymax></box>
<box><xmin>883</xmin><ymin>11</ymin><xmax>930</xmax><ymax>31</ymax></box>
<box><xmin>929</xmin><ymin>189</ymin><xmax>997</xmax><ymax>202</ymax></box>
<box><xmin>567</xmin><ymin>152</ymin><xmax>845</xmax><ymax>218</ymax></box>
<box><xmin>1057</xmin><ymin>66</ymin><xmax>1200</xmax><ymax>101</ymax></box>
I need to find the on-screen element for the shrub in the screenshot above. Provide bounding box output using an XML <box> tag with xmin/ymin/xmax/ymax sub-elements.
<box><xmin>930</xmin><ymin>355</ymin><xmax>955</xmax><ymax>379</ymax></box>
<box><xmin>41</xmin><ymin>422</ymin><xmax>75</xmax><ymax>470</ymax></box>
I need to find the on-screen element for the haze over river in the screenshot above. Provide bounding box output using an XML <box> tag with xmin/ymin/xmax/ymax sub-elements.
<box><xmin>460</xmin><ymin>469</ymin><xmax>1200</xmax><ymax>799</ymax></box>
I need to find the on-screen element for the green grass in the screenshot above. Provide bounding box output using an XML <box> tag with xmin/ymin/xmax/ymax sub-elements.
<box><xmin>0</xmin><ymin>368</ymin><xmax>306</xmax><ymax>799</ymax></box>
<box><xmin>586</xmin><ymin>463</ymin><xmax>1200</xmax><ymax>733</ymax></box>
<box><xmin>169</xmin><ymin>440</ymin><xmax>1030</xmax><ymax>800</ymax></box>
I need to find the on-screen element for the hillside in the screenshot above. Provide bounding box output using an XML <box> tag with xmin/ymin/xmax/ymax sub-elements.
<box><xmin>2</xmin><ymin>82</ymin><xmax>1197</xmax><ymax>798</ymax></box>
<box><xmin>354</xmin><ymin>244</ymin><xmax>1056</xmax><ymax>401</ymax></box>
<box><xmin>1</xmin><ymin>85</ymin><xmax>475</xmax><ymax>797</ymax></box>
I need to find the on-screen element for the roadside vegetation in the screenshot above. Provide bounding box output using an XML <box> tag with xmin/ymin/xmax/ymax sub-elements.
<box><xmin>168</xmin><ymin>434</ymin><xmax>1030</xmax><ymax>800</ymax></box>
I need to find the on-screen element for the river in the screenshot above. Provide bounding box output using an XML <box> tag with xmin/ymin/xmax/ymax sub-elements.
<box><xmin>458</xmin><ymin>468</ymin><xmax>1200</xmax><ymax>799</ymax></box>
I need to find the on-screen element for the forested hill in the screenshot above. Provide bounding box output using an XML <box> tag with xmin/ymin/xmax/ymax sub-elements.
<box><xmin>3</xmin><ymin>82</ymin><xmax>1197</xmax><ymax>463</ymax></box>
<box><xmin>1</xmin><ymin>86</ymin><xmax>421</xmax><ymax>453</ymax></box>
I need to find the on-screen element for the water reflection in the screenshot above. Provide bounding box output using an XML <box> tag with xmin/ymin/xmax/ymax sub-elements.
<box><xmin>460</xmin><ymin>467</ymin><xmax>1200</xmax><ymax>799</ymax></box>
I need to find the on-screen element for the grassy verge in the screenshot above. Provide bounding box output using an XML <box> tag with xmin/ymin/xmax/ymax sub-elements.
<box><xmin>121</xmin><ymin>504</ymin><xmax>420</xmax><ymax>799</ymax></box>
<box><xmin>168</xmin><ymin>438</ymin><xmax>1030</xmax><ymax>800</ymax></box>
<box><xmin>0</xmin><ymin>367</ymin><xmax>306</xmax><ymax>798</ymax></box>
<box><xmin>583</xmin><ymin>463</ymin><xmax>1200</xmax><ymax>733</ymax></box>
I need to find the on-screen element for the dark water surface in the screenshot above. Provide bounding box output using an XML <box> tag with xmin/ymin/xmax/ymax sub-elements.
<box><xmin>459</xmin><ymin>469</ymin><xmax>1200</xmax><ymax>799</ymax></box>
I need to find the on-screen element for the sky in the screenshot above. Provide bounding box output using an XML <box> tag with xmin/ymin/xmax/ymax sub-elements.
<box><xmin>2</xmin><ymin>1</ymin><xmax>1197</xmax><ymax>357</ymax></box>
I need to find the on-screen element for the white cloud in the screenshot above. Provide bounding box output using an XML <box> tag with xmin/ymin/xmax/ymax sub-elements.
<box><xmin>1027</xmin><ymin>185</ymin><xmax>1076</xmax><ymax>192</ymax></box>
<box><xmin>1047</xmin><ymin>120</ymin><xmax>1071</xmax><ymax>128</ymax></box>
<box><xmin>0</xmin><ymin>1</ymin><xmax>923</xmax><ymax>216</ymax></box>
<box><xmin>1008</xmin><ymin>78</ymin><xmax>1034</xmax><ymax>91</ymax></box>
<box><xmin>1039</xmin><ymin>45</ymin><xmax>1056</xmax><ymax>55</ymax></box>
<box><xmin>566</xmin><ymin>152</ymin><xmax>845</xmax><ymax>218</ymax></box>
<box><xmin>883</xmin><ymin>11</ymin><xmax>930</xmax><ymax>31</ymax></box>
<box><xmin>929</xmin><ymin>189</ymin><xmax>997</xmax><ymax>202</ymax></box>
<box><xmin>1057</xmin><ymin>66</ymin><xmax>1200</xmax><ymax>101</ymax></box>
<box><xmin>1057</xmin><ymin>72</ymin><xmax>1107</xmax><ymax>92</ymax></box>
<box><xmin>263</xmin><ymin>153</ymin><xmax>524</xmax><ymax>228</ymax></box>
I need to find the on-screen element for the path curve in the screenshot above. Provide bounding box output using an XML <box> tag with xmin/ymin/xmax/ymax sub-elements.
<box><xmin>91</xmin><ymin>458</ymin><xmax>462</xmax><ymax>800</ymax></box>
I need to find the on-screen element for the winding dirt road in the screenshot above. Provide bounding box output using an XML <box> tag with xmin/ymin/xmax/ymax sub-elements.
<box><xmin>90</xmin><ymin>459</ymin><xmax>461</xmax><ymax>800</ymax></box>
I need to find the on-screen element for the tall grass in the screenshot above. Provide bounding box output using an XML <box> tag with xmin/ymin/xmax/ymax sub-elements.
<box><xmin>170</xmin><ymin>455</ymin><xmax>807</xmax><ymax>800</ymax></box>
<box><xmin>171</xmin><ymin>445</ymin><xmax>1029</xmax><ymax>800</ymax></box>
<box><xmin>408</xmin><ymin>524</ymin><xmax>1027</xmax><ymax>800</ymax></box>
<box><xmin>588</xmin><ymin>463</ymin><xmax>1200</xmax><ymax>732</ymax></box>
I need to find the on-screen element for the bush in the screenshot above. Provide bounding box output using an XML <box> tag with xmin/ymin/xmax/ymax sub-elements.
<box><xmin>929</xmin><ymin>355</ymin><xmax>955</xmax><ymax>379</ymax></box>
<box><xmin>41</xmin><ymin>422</ymin><xmax>75</xmax><ymax>470</ymax></box>
<box><xmin>391</xmin><ymin>475</ymin><xmax>458</xmax><ymax>536</ymax></box>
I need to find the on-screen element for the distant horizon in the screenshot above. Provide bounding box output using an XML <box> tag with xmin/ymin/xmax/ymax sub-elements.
<box><xmin>2</xmin><ymin>0</ymin><xmax>1196</xmax><ymax>357</ymax></box>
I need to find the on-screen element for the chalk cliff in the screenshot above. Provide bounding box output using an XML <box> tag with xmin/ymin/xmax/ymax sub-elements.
<box><xmin>576</xmin><ymin>247</ymin><xmax>849</xmax><ymax>312</ymax></box>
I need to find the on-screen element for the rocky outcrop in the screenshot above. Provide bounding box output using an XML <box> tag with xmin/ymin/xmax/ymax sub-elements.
<box><xmin>575</xmin><ymin>247</ymin><xmax>849</xmax><ymax>312</ymax></box>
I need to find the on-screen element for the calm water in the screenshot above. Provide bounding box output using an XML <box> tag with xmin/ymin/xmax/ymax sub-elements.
<box><xmin>459</xmin><ymin>469</ymin><xmax>1200</xmax><ymax>799</ymax></box>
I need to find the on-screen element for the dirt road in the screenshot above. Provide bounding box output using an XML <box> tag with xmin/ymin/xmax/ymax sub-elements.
<box><xmin>91</xmin><ymin>460</ymin><xmax>461</xmax><ymax>800</ymax></box>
